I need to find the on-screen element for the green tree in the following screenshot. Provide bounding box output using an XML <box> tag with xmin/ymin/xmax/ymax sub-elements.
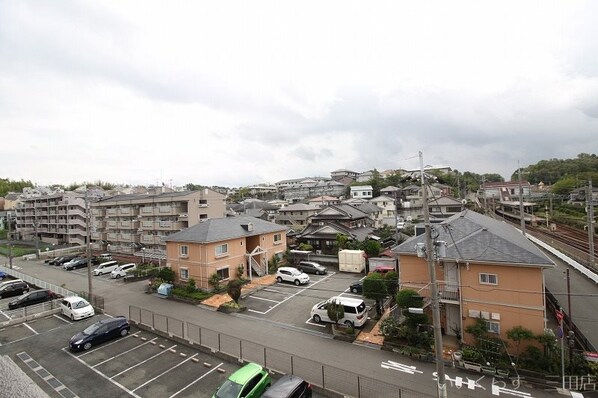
<box><xmin>227</xmin><ymin>279</ymin><xmax>244</xmax><ymax>304</ymax></box>
<box><xmin>551</xmin><ymin>176</ymin><xmax>578</xmax><ymax>195</ymax></box>
<box><xmin>157</xmin><ymin>267</ymin><xmax>175</xmax><ymax>283</ymax></box>
<box><xmin>363</xmin><ymin>273</ymin><xmax>387</xmax><ymax>317</ymax></box>
<box><xmin>186</xmin><ymin>278</ymin><xmax>197</xmax><ymax>293</ymax></box>
<box><xmin>361</xmin><ymin>239</ymin><xmax>381</xmax><ymax>258</ymax></box>
<box><xmin>384</xmin><ymin>271</ymin><xmax>399</xmax><ymax>302</ymax></box>
<box><xmin>327</xmin><ymin>299</ymin><xmax>345</xmax><ymax>325</ymax></box>
<box><xmin>208</xmin><ymin>273</ymin><xmax>222</xmax><ymax>292</ymax></box>
<box><xmin>506</xmin><ymin>326</ymin><xmax>534</xmax><ymax>355</ymax></box>
<box><xmin>335</xmin><ymin>234</ymin><xmax>350</xmax><ymax>251</ymax></box>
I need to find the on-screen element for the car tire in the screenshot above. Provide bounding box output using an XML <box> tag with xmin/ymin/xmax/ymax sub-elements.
<box><xmin>312</xmin><ymin>314</ymin><xmax>321</xmax><ymax>323</ymax></box>
<box><xmin>120</xmin><ymin>328</ymin><xmax>129</xmax><ymax>337</ymax></box>
<box><xmin>294</xmin><ymin>279</ymin><xmax>300</xmax><ymax>286</ymax></box>
<box><xmin>116</xmin><ymin>274</ymin><xmax>121</xmax><ymax>279</ymax></box>
<box><xmin>70</xmin><ymin>314</ymin><xmax>74</xmax><ymax>321</ymax></box>
<box><xmin>351</xmin><ymin>288</ymin><xmax>357</xmax><ymax>293</ymax></box>
<box><xmin>276</xmin><ymin>277</ymin><xmax>282</xmax><ymax>283</ymax></box>
<box><xmin>344</xmin><ymin>320</ymin><xmax>354</xmax><ymax>328</ymax></box>
<box><xmin>83</xmin><ymin>342</ymin><xmax>92</xmax><ymax>350</ymax></box>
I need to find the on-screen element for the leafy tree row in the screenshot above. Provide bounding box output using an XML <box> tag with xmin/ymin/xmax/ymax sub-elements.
<box><xmin>0</xmin><ymin>178</ymin><xmax>34</xmax><ymax>197</ymax></box>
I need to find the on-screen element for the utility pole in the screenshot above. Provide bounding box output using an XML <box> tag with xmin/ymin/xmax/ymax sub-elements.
<box><xmin>34</xmin><ymin>205</ymin><xmax>40</xmax><ymax>259</ymax></box>
<box><xmin>420</xmin><ymin>151</ymin><xmax>447</xmax><ymax>398</ymax></box>
<box><xmin>588</xmin><ymin>181</ymin><xmax>595</xmax><ymax>269</ymax></box>
<box><xmin>518</xmin><ymin>164</ymin><xmax>526</xmax><ymax>236</ymax></box>
<box><xmin>7</xmin><ymin>212</ymin><xmax>13</xmax><ymax>269</ymax></box>
<box><xmin>85</xmin><ymin>189</ymin><xmax>93</xmax><ymax>300</ymax></box>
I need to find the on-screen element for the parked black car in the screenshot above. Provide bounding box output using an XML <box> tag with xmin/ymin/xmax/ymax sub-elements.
<box><xmin>8</xmin><ymin>289</ymin><xmax>55</xmax><ymax>310</ymax></box>
<box><xmin>298</xmin><ymin>261</ymin><xmax>327</xmax><ymax>275</ymax></box>
<box><xmin>63</xmin><ymin>258</ymin><xmax>90</xmax><ymax>270</ymax></box>
<box><xmin>54</xmin><ymin>256</ymin><xmax>77</xmax><ymax>266</ymax></box>
<box><xmin>0</xmin><ymin>280</ymin><xmax>30</xmax><ymax>299</ymax></box>
<box><xmin>349</xmin><ymin>281</ymin><xmax>363</xmax><ymax>294</ymax></box>
<box><xmin>262</xmin><ymin>375</ymin><xmax>312</xmax><ymax>398</ymax></box>
<box><xmin>69</xmin><ymin>316</ymin><xmax>130</xmax><ymax>351</ymax></box>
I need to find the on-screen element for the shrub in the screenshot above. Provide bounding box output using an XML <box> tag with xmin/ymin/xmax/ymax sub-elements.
<box><xmin>327</xmin><ymin>300</ymin><xmax>344</xmax><ymax>325</ymax></box>
<box><xmin>171</xmin><ymin>287</ymin><xmax>213</xmax><ymax>302</ymax></box>
<box><xmin>379</xmin><ymin>316</ymin><xmax>401</xmax><ymax>339</ymax></box>
<box><xmin>208</xmin><ymin>273</ymin><xmax>222</xmax><ymax>292</ymax></box>
<box><xmin>186</xmin><ymin>278</ymin><xmax>197</xmax><ymax>293</ymax></box>
<box><xmin>158</xmin><ymin>267</ymin><xmax>175</xmax><ymax>283</ymax></box>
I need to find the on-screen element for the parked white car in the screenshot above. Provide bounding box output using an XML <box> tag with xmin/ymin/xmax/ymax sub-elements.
<box><xmin>60</xmin><ymin>296</ymin><xmax>95</xmax><ymax>321</ymax></box>
<box><xmin>275</xmin><ymin>267</ymin><xmax>310</xmax><ymax>286</ymax></box>
<box><xmin>93</xmin><ymin>260</ymin><xmax>119</xmax><ymax>276</ymax></box>
<box><xmin>110</xmin><ymin>263</ymin><xmax>136</xmax><ymax>279</ymax></box>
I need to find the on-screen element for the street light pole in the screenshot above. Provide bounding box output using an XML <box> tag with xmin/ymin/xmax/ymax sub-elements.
<box><xmin>85</xmin><ymin>189</ymin><xmax>93</xmax><ymax>299</ymax></box>
<box><xmin>420</xmin><ymin>151</ymin><xmax>447</xmax><ymax>398</ymax></box>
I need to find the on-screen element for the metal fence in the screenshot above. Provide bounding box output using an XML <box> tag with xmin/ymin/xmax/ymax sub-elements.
<box><xmin>0</xmin><ymin>265</ymin><xmax>77</xmax><ymax>298</ymax></box>
<box><xmin>129</xmin><ymin>305</ymin><xmax>432</xmax><ymax>398</ymax></box>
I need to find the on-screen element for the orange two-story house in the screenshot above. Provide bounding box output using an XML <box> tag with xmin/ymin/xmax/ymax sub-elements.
<box><xmin>393</xmin><ymin>210</ymin><xmax>554</xmax><ymax>348</ymax></box>
<box><xmin>165</xmin><ymin>216</ymin><xmax>287</xmax><ymax>290</ymax></box>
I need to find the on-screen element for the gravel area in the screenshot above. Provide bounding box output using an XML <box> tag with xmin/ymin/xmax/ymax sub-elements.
<box><xmin>0</xmin><ymin>355</ymin><xmax>50</xmax><ymax>398</ymax></box>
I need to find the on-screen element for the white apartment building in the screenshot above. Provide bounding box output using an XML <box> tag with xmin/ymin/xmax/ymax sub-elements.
<box><xmin>91</xmin><ymin>189</ymin><xmax>226</xmax><ymax>259</ymax></box>
<box><xmin>14</xmin><ymin>192</ymin><xmax>90</xmax><ymax>246</ymax></box>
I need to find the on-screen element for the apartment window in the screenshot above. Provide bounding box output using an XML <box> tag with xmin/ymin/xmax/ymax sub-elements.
<box><xmin>485</xmin><ymin>321</ymin><xmax>500</xmax><ymax>334</ymax></box>
<box><xmin>180</xmin><ymin>245</ymin><xmax>189</xmax><ymax>257</ymax></box>
<box><xmin>215</xmin><ymin>243</ymin><xmax>228</xmax><ymax>256</ymax></box>
<box><xmin>480</xmin><ymin>273</ymin><xmax>498</xmax><ymax>285</ymax></box>
<box><xmin>180</xmin><ymin>268</ymin><xmax>189</xmax><ymax>280</ymax></box>
<box><xmin>217</xmin><ymin>267</ymin><xmax>230</xmax><ymax>280</ymax></box>
<box><xmin>199</xmin><ymin>214</ymin><xmax>208</xmax><ymax>220</ymax></box>
<box><xmin>274</xmin><ymin>233</ymin><xmax>282</xmax><ymax>244</ymax></box>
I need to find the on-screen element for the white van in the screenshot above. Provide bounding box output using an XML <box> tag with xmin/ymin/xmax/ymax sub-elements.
<box><xmin>93</xmin><ymin>260</ymin><xmax>119</xmax><ymax>276</ymax></box>
<box><xmin>110</xmin><ymin>263</ymin><xmax>136</xmax><ymax>279</ymax></box>
<box><xmin>310</xmin><ymin>296</ymin><xmax>368</xmax><ymax>328</ymax></box>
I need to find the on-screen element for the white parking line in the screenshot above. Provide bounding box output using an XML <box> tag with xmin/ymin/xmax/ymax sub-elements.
<box><xmin>64</xmin><ymin>347</ymin><xmax>142</xmax><ymax>398</ymax></box>
<box><xmin>305</xmin><ymin>319</ymin><xmax>326</xmax><ymax>327</ymax></box>
<box><xmin>53</xmin><ymin>314</ymin><xmax>72</xmax><ymax>324</ymax></box>
<box><xmin>92</xmin><ymin>337</ymin><xmax>158</xmax><ymax>368</ymax></box>
<box><xmin>170</xmin><ymin>361</ymin><xmax>224</xmax><ymax>398</ymax></box>
<box><xmin>132</xmin><ymin>353</ymin><xmax>199</xmax><ymax>392</ymax></box>
<box><xmin>110</xmin><ymin>344</ymin><xmax>177</xmax><ymax>379</ymax></box>
<box><xmin>247</xmin><ymin>296</ymin><xmax>280</xmax><ymax>303</ymax></box>
<box><xmin>256</xmin><ymin>272</ymin><xmax>336</xmax><ymax>315</ymax></box>
<box><xmin>23</xmin><ymin>322</ymin><xmax>39</xmax><ymax>335</ymax></box>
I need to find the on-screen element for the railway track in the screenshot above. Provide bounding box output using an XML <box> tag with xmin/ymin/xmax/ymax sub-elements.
<box><xmin>493</xmin><ymin>211</ymin><xmax>598</xmax><ymax>271</ymax></box>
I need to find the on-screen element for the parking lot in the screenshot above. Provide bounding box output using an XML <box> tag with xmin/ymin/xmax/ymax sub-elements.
<box><xmin>0</xmin><ymin>311</ymin><xmax>256</xmax><ymax>398</ymax></box>
<box><xmin>239</xmin><ymin>269</ymin><xmax>372</xmax><ymax>332</ymax></box>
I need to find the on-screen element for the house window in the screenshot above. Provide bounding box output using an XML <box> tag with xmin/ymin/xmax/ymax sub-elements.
<box><xmin>274</xmin><ymin>233</ymin><xmax>282</xmax><ymax>244</ymax></box>
<box><xmin>180</xmin><ymin>245</ymin><xmax>188</xmax><ymax>257</ymax></box>
<box><xmin>217</xmin><ymin>267</ymin><xmax>230</xmax><ymax>280</ymax></box>
<box><xmin>180</xmin><ymin>268</ymin><xmax>189</xmax><ymax>280</ymax></box>
<box><xmin>479</xmin><ymin>273</ymin><xmax>498</xmax><ymax>285</ymax></box>
<box><xmin>215</xmin><ymin>243</ymin><xmax>228</xmax><ymax>256</ymax></box>
<box><xmin>485</xmin><ymin>321</ymin><xmax>500</xmax><ymax>334</ymax></box>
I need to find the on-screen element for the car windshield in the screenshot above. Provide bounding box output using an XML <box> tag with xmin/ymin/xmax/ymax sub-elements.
<box><xmin>73</xmin><ymin>299</ymin><xmax>90</xmax><ymax>309</ymax></box>
<box><xmin>215</xmin><ymin>380</ymin><xmax>242</xmax><ymax>398</ymax></box>
<box><xmin>82</xmin><ymin>322</ymin><xmax>103</xmax><ymax>335</ymax></box>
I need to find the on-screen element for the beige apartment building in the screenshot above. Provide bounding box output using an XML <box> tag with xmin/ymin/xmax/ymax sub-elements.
<box><xmin>393</xmin><ymin>210</ymin><xmax>554</xmax><ymax>351</ymax></box>
<box><xmin>165</xmin><ymin>216</ymin><xmax>287</xmax><ymax>289</ymax></box>
<box><xmin>14</xmin><ymin>192</ymin><xmax>88</xmax><ymax>246</ymax></box>
<box><xmin>90</xmin><ymin>189</ymin><xmax>226</xmax><ymax>260</ymax></box>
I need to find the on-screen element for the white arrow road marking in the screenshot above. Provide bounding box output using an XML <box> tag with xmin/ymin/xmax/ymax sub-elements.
<box><xmin>381</xmin><ymin>360</ymin><xmax>423</xmax><ymax>375</ymax></box>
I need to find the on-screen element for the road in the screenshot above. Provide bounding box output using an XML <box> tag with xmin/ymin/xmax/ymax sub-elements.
<box><xmin>3</xmin><ymin>256</ymin><xmax>572</xmax><ymax>398</ymax></box>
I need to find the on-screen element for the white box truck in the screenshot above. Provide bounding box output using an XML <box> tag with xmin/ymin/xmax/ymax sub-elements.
<box><xmin>338</xmin><ymin>249</ymin><xmax>365</xmax><ymax>273</ymax></box>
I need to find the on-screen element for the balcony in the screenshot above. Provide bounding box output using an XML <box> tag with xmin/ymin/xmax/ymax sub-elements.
<box><xmin>107</xmin><ymin>233</ymin><xmax>118</xmax><ymax>240</ymax></box>
<box><xmin>117</xmin><ymin>208</ymin><xmax>131</xmax><ymax>216</ymax></box>
<box><xmin>107</xmin><ymin>209</ymin><xmax>118</xmax><ymax>216</ymax></box>
<box><xmin>91</xmin><ymin>232</ymin><xmax>107</xmax><ymax>240</ymax></box>
<box><xmin>400</xmin><ymin>281</ymin><xmax>460</xmax><ymax>303</ymax></box>
<box><xmin>107</xmin><ymin>221</ymin><xmax>118</xmax><ymax>228</ymax></box>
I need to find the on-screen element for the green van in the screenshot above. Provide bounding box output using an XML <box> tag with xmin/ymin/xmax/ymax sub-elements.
<box><xmin>213</xmin><ymin>362</ymin><xmax>271</xmax><ymax>398</ymax></box>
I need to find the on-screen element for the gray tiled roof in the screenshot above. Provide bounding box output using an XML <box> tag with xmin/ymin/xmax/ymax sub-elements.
<box><xmin>165</xmin><ymin>216</ymin><xmax>287</xmax><ymax>243</ymax></box>
<box><xmin>393</xmin><ymin>210</ymin><xmax>554</xmax><ymax>267</ymax></box>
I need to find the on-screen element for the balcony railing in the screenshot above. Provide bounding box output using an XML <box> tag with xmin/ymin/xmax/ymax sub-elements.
<box><xmin>400</xmin><ymin>281</ymin><xmax>460</xmax><ymax>302</ymax></box>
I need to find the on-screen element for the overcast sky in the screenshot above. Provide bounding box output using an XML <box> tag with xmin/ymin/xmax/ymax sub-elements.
<box><xmin>1</xmin><ymin>1</ymin><xmax>597</xmax><ymax>188</ymax></box>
